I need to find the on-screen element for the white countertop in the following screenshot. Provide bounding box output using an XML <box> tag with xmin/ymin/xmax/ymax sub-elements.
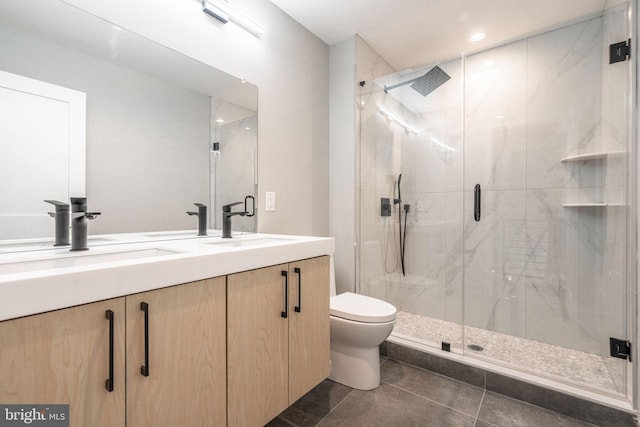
<box><xmin>0</xmin><ymin>231</ymin><xmax>334</xmax><ymax>321</ymax></box>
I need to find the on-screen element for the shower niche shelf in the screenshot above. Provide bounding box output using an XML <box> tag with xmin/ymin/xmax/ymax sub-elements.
<box><xmin>561</xmin><ymin>151</ymin><xmax>626</xmax><ymax>207</ymax></box>
<box><xmin>560</xmin><ymin>151</ymin><xmax>625</xmax><ymax>162</ymax></box>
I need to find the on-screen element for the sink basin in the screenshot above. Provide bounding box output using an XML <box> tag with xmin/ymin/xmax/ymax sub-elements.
<box><xmin>207</xmin><ymin>237</ymin><xmax>292</xmax><ymax>248</ymax></box>
<box><xmin>142</xmin><ymin>231</ymin><xmax>221</xmax><ymax>239</ymax></box>
<box><xmin>0</xmin><ymin>237</ymin><xmax>114</xmax><ymax>253</ymax></box>
<box><xmin>142</xmin><ymin>231</ymin><xmax>198</xmax><ymax>238</ymax></box>
<box><xmin>0</xmin><ymin>240</ymin><xmax>54</xmax><ymax>249</ymax></box>
<box><xmin>0</xmin><ymin>248</ymin><xmax>180</xmax><ymax>275</ymax></box>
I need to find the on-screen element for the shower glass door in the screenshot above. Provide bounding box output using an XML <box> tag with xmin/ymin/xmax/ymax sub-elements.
<box><xmin>358</xmin><ymin>1</ymin><xmax>633</xmax><ymax>400</ymax></box>
<box><xmin>358</xmin><ymin>57</ymin><xmax>465</xmax><ymax>353</ymax></box>
<box><xmin>461</xmin><ymin>2</ymin><xmax>632</xmax><ymax>397</ymax></box>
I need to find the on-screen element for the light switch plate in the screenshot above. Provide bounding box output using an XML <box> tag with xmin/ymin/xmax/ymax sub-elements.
<box><xmin>265</xmin><ymin>192</ymin><xmax>276</xmax><ymax>211</ymax></box>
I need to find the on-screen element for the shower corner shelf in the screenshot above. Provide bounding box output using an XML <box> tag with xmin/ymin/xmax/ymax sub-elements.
<box><xmin>560</xmin><ymin>151</ymin><xmax>625</xmax><ymax>163</ymax></box>
<box><xmin>562</xmin><ymin>203</ymin><xmax>625</xmax><ymax>207</ymax></box>
<box><xmin>561</xmin><ymin>150</ymin><xmax>627</xmax><ymax>207</ymax></box>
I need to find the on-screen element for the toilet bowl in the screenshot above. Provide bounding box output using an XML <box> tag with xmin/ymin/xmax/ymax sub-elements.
<box><xmin>329</xmin><ymin>256</ymin><xmax>396</xmax><ymax>390</ymax></box>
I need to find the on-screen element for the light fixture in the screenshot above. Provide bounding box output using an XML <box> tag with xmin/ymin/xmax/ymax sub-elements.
<box><xmin>229</xmin><ymin>10</ymin><xmax>265</xmax><ymax>37</ymax></box>
<box><xmin>215</xmin><ymin>118</ymin><xmax>225</xmax><ymax>123</ymax></box>
<box><xmin>202</xmin><ymin>0</ymin><xmax>265</xmax><ymax>37</ymax></box>
<box><xmin>470</xmin><ymin>32</ymin><xmax>485</xmax><ymax>42</ymax></box>
<box><xmin>202</xmin><ymin>0</ymin><xmax>229</xmax><ymax>23</ymax></box>
<box><xmin>378</xmin><ymin>105</ymin><xmax>419</xmax><ymax>134</ymax></box>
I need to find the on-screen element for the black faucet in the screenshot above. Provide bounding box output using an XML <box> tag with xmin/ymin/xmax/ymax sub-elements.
<box><xmin>222</xmin><ymin>196</ymin><xmax>255</xmax><ymax>238</ymax></box>
<box><xmin>44</xmin><ymin>200</ymin><xmax>70</xmax><ymax>246</ymax></box>
<box><xmin>186</xmin><ymin>203</ymin><xmax>208</xmax><ymax>236</ymax></box>
<box><xmin>70</xmin><ymin>197</ymin><xmax>101</xmax><ymax>251</ymax></box>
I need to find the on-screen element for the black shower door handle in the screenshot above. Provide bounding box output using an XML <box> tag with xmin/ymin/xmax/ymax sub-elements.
<box><xmin>474</xmin><ymin>184</ymin><xmax>481</xmax><ymax>222</ymax></box>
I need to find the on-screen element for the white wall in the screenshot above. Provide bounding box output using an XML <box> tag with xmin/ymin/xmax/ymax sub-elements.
<box><xmin>329</xmin><ymin>37</ymin><xmax>356</xmax><ymax>294</ymax></box>
<box><xmin>63</xmin><ymin>0</ymin><xmax>330</xmax><ymax>236</ymax></box>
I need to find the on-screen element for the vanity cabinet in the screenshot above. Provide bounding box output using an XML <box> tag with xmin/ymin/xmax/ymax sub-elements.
<box><xmin>227</xmin><ymin>256</ymin><xmax>330</xmax><ymax>427</ymax></box>
<box><xmin>0</xmin><ymin>277</ymin><xmax>226</xmax><ymax>427</ymax></box>
<box><xmin>287</xmin><ymin>256</ymin><xmax>331</xmax><ymax>403</ymax></box>
<box><xmin>0</xmin><ymin>297</ymin><xmax>126</xmax><ymax>426</ymax></box>
<box><xmin>0</xmin><ymin>252</ymin><xmax>330</xmax><ymax>427</ymax></box>
<box><xmin>125</xmin><ymin>277</ymin><xmax>226</xmax><ymax>426</ymax></box>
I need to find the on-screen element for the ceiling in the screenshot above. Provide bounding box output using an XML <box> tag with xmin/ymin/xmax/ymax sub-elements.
<box><xmin>269</xmin><ymin>0</ymin><xmax>622</xmax><ymax>71</ymax></box>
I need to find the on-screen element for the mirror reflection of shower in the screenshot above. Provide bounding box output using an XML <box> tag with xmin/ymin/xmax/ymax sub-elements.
<box><xmin>210</xmin><ymin>97</ymin><xmax>258</xmax><ymax>232</ymax></box>
<box><xmin>210</xmin><ymin>141</ymin><xmax>221</xmax><ymax>228</ymax></box>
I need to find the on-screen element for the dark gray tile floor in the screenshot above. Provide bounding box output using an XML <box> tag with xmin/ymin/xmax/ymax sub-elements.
<box><xmin>267</xmin><ymin>358</ymin><xmax>600</xmax><ymax>427</ymax></box>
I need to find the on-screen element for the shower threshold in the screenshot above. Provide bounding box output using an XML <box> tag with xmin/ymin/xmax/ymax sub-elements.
<box><xmin>393</xmin><ymin>311</ymin><xmax>626</xmax><ymax>397</ymax></box>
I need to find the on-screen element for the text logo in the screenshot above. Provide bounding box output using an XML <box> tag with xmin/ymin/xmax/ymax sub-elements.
<box><xmin>0</xmin><ymin>405</ymin><xmax>68</xmax><ymax>427</ymax></box>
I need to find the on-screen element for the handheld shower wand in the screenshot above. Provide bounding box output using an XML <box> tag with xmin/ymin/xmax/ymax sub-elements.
<box><xmin>394</xmin><ymin>173</ymin><xmax>402</xmax><ymax>206</ymax></box>
<box><xmin>394</xmin><ymin>174</ymin><xmax>408</xmax><ymax>276</ymax></box>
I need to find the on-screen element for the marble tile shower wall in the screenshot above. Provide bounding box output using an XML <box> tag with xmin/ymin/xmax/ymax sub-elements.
<box><xmin>359</xmin><ymin>9</ymin><xmax>629</xmax><ymax>360</ymax></box>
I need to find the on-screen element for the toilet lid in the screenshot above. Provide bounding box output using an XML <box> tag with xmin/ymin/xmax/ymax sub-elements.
<box><xmin>330</xmin><ymin>292</ymin><xmax>396</xmax><ymax>323</ymax></box>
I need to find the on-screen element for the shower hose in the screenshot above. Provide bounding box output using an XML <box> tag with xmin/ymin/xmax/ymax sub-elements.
<box><xmin>399</xmin><ymin>203</ymin><xmax>408</xmax><ymax>276</ymax></box>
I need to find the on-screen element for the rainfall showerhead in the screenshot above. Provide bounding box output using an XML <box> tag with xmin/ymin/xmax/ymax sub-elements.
<box><xmin>384</xmin><ymin>65</ymin><xmax>451</xmax><ymax>97</ymax></box>
<box><xmin>410</xmin><ymin>66</ymin><xmax>451</xmax><ymax>96</ymax></box>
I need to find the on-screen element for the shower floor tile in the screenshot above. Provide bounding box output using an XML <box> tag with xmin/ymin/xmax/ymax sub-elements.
<box><xmin>393</xmin><ymin>311</ymin><xmax>625</xmax><ymax>395</ymax></box>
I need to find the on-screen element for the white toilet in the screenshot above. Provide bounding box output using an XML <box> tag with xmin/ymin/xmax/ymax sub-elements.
<box><xmin>329</xmin><ymin>255</ymin><xmax>396</xmax><ymax>390</ymax></box>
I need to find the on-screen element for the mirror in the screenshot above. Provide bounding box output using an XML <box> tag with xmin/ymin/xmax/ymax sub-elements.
<box><xmin>0</xmin><ymin>0</ymin><xmax>257</xmax><ymax>244</ymax></box>
<box><xmin>0</xmin><ymin>69</ymin><xmax>86</xmax><ymax>240</ymax></box>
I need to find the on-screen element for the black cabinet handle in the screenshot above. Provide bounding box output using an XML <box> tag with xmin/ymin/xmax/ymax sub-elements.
<box><xmin>105</xmin><ymin>310</ymin><xmax>114</xmax><ymax>392</ymax></box>
<box><xmin>281</xmin><ymin>271</ymin><xmax>288</xmax><ymax>318</ymax></box>
<box><xmin>294</xmin><ymin>267</ymin><xmax>301</xmax><ymax>313</ymax></box>
<box><xmin>140</xmin><ymin>302</ymin><xmax>149</xmax><ymax>377</ymax></box>
<box><xmin>474</xmin><ymin>184</ymin><xmax>481</xmax><ymax>222</ymax></box>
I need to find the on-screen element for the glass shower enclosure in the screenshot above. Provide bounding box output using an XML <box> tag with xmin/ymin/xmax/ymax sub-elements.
<box><xmin>357</xmin><ymin>2</ymin><xmax>633</xmax><ymax>399</ymax></box>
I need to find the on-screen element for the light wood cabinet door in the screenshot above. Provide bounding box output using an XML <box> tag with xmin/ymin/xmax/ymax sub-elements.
<box><xmin>125</xmin><ymin>277</ymin><xmax>226</xmax><ymax>427</ymax></box>
<box><xmin>288</xmin><ymin>256</ymin><xmax>330</xmax><ymax>403</ymax></box>
<box><xmin>0</xmin><ymin>298</ymin><xmax>126</xmax><ymax>427</ymax></box>
<box><xmin>227</xmin><ymin>264</ymin><xmax>289</xmax><ymax>427</ymax></box>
